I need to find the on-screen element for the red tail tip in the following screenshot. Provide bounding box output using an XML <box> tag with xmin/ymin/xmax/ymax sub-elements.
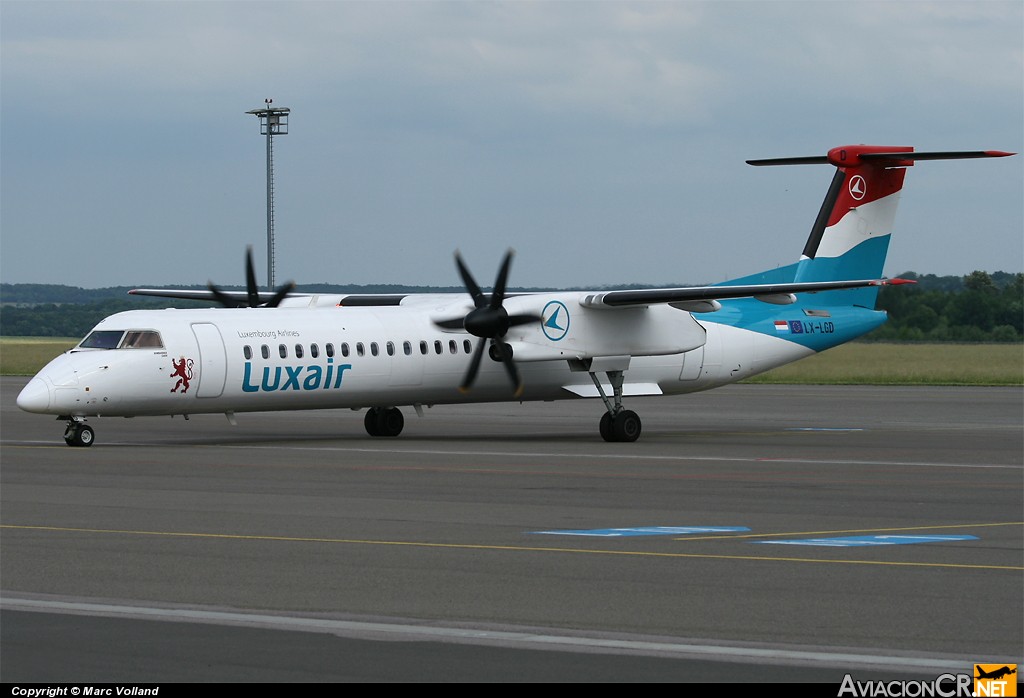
<box><xmin>886</xmin><ymin>278</ymin><xmax>917</xmax><ymax>286</ymax></box>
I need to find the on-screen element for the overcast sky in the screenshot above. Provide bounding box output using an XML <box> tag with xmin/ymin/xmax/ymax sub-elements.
<box><xmin>2</xmin><ymin>1</ymin><xmax>1021</xmax><ymax>290</ymax></box>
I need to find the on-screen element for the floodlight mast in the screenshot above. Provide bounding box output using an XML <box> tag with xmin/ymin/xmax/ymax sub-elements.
<box><xmin>246</xmin><ymin>99</ymin><xmax>290</xmax><ymax>291</ymax></box>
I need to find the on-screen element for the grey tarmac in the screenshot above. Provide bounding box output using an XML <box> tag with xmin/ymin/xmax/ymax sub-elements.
<box><xmin>1</xmin><ymin>377</ymin><xmax>1021</xmax><ymax>682</ymax></box>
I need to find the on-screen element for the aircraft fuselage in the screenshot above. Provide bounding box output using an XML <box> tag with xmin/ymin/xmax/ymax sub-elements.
<box><xmin>18</xmin><ymin>291</ymin><xmax>852</xmax><ymax>420</ymax></box>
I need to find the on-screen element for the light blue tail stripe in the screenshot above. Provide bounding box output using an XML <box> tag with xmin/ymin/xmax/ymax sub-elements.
<box><xmin>717</xmin><ymin>235</ymin><xmax>892</xmax><ymax>309</ymax></box>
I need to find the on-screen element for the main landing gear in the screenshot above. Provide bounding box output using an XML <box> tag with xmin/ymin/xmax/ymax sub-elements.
<box><xmin>364</xmin><ymin>407</ymin><xmax>404</xmax><ymax>437</ymax></box>
<box><xmin>590</xmin><ymin>369</ymin><xmax>642</xmax><ymax>443</ymax></box>
<box><xmin>63</xmin><ymin>417</ymin><xmax>95</xmax><ymax>447</ymax></box>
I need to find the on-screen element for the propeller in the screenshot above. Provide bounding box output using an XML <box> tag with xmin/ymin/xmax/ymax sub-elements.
<box><xmin>208</xmin><ymin>246</ymin><xmax>295</xmax><ymax>308</ymax></box>
<box><xmin>433</xmin><ymin>250</ymin><xmax>541</xmax><ymax>396</ymax></box>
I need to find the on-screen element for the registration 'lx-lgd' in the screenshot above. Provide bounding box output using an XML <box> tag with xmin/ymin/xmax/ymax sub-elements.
<box><xmin>17</xmin><ymin>145</ymin><xmax>1015</xmax><ymax>446</ymax></box>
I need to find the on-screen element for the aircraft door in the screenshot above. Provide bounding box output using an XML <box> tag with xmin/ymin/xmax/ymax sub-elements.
<box><xmin>191</xmin><ymin>323</ymin><xmax>227</xmax><ymax>398</ymax></box>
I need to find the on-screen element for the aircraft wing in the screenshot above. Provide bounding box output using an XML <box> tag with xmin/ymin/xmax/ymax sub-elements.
<box><xmin>128</xmin><ymin>288</ymin><xmax>415</xmax><ymax>307</ymax></box>
<box><xmin>128</xmin><ymin>288</ymin><xmax>311</xmax><ymax>305</ymax></box>
<box><xmin>578</xmin><ymin>278</ymin><xmax>911</xmax><ymax>310</ymax></box>
<box><xmin>131</xmin><ymin>278</ymin><xmax>907</xmax><ymax>309</ymax></box>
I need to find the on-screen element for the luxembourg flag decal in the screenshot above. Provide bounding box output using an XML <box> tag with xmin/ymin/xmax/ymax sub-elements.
<box><xmin>774</xmin><ymin>320</ymin><xmax>789</xmax><ymax>333</ymax></box>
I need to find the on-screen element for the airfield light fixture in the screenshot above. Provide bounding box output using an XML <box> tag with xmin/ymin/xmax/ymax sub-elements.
<box><xmin>246</xmin><ymin>99</ymin><xmax>290</xmax><ymax>291</ymax></box>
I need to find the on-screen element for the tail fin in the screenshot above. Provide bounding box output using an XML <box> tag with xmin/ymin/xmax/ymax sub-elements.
<box><xmin>741</xmin><ymin>145</ymin><xmax>1013</xmax><ymax>307</ymax></box>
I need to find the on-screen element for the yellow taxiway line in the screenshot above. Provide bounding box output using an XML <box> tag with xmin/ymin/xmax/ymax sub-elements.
<box><xmin>2</xmin><ymin>523</ymin><xmax>1021</xmax><ymax>571</ymax></box>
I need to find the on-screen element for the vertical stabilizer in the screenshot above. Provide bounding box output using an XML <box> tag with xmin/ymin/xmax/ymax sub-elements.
<box><xmin>791</xmin><ymin>146</ymin><xmax>909</xmax><ymax>305</ymax></box>
<box><xmin>744</xmin><ymin>145</ymin><xmax>1013</xmax><ymax>307</ymax></box>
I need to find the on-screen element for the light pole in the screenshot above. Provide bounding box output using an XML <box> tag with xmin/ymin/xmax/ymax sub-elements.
<box><xmin>246</xmin><ymin>99</ymin><xmax>290</xmax><ymax>290</ymax></box>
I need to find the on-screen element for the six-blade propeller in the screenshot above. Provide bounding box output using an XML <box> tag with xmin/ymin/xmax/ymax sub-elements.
<box><xmin>433</xmin><ymin>250</ymin><xmax>541</xmax><ymax>395</ymax></box>
<box><xmin>208</xmin><ymin>247</ymin><xmax>295</xmax><ymax>308</ymax></box>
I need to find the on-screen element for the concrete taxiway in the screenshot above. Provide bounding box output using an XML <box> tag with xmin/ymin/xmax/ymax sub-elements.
<box><xmin>1</xmin><ymin>377</ymin><xmax>1021</xmax><ymax>681</ymax></box>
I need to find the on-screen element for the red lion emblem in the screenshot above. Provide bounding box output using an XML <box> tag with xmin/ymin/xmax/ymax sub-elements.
<box><xmin>170</xmin><ymin>357</ymin><xmax>194</xmax><ymax>393</ymax></box>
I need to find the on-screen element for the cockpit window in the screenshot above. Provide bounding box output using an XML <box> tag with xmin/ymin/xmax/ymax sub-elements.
<box><xmin>77</xmin><ymin>329</ymin><xmax>165</xmax><ymax>350</ymax></box>
<box><xmin>79</xmin><ymin>330</ymin><xmax>124</xmax><ymax>349</ymax></box>
<box><xmin>120</xmin><ymin>330</ymin><xmax>164</xmax><ymax>349</ymax></box>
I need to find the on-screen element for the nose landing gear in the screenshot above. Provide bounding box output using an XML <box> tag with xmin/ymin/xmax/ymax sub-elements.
<box><xmin>63</xmin><ymin>418</ymin><xmax>95</xmax><ymax>447</ymax></box>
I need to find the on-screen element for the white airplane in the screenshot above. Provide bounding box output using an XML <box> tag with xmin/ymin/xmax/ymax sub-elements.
<box><xmin>16</xmin><ymin>144</ymin><xmax>1014</xmax><ymax>446</ymax></box>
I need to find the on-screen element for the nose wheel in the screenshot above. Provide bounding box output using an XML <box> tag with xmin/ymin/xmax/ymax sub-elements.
<box><xmin>63</xmin><ymin>420</ymin><xmax>95</xmax><ymax>447</ymax></box>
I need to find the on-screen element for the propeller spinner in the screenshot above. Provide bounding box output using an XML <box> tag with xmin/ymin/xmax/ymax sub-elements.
<box><xmin>433</xmin><ymin>250</ymin><xmax>541</xmax><ymax>396</ymax></box>
<box><xmin>208</xmin><ymin>247</ymin><xmax>295</xmax><ymax>308</ymax></box>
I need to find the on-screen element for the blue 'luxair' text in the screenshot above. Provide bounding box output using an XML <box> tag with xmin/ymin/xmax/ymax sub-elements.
<box><xmin>242</xmin><ymin>357</ymin><xmax>353</xmax><ymax>393</ymax></box>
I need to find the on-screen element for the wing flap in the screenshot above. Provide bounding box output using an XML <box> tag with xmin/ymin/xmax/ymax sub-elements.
<box><xmin>562</xmin><ymin>383</ymin><xmax>663</xmax><ymax>398</ymax></box>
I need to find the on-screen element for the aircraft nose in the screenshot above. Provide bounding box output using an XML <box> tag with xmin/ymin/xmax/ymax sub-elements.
<box><xmin>17</xmin><ymin>378</ymin><xmax>51</xmax><ymax>413</ymax></box>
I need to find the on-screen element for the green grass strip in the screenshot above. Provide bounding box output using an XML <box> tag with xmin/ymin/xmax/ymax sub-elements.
<box><xmin>745</xmin><ymin>342</ymin><xmax>1023</xmax><ymax>386</ymax></box>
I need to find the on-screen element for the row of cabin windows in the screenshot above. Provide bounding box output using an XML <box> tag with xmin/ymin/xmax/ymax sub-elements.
<box><xmin>242</xmin><ymin>339</ymin><xmax>475</xmax><ymax>361</ymax></box>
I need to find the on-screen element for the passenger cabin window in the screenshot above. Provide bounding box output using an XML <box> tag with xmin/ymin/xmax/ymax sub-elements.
<box><xmin>434</xmin><ymin>340</ymin><xmax>442</xmax><ymax>355</ymax></box>
<box><xmin>356</xmin><ymin>342</ymin><xmax>364</xmax><ymax>357</ymax></box>
<box><xmin>463</xmin><ymin>339</ymin><xmax>472</xmax><ymax>354</ymax></box>
<box><xmin>341</xmin><ymin>343</ymin><xmax>350</xmax><ymax>357</ymax></box>
<box><xmin>261</xmin><ymin>345</ymin><xmax>270</xmax><ymax>359</ymax></box>
<box><xmin>295</xmin><ymin>344</ymin><xmax>304</xmax><ymax>359</ymax></box>
<box><xmin>386</xmin><ymin>341</ymin><xmax>395</xmax><ymax>357</ymax></box>
<box><xmin>279</xmin><ymin>344</ymin><xmax>288</xmax><ymax>359</ymax></box>
<box><xmin>419</xmin><ymin>341</ymin><xmax>428</xmax><ymax>356</ymax></box>
<box><xmin>405</xmin><ymin>341</ymin><xmax>413</xmax><ymax>356</ymax></box>
<box><xmin>370</xmin><ymin>342</ymin><xmax>379</xmax><ymax>357</ymax></box>
<box><xmin>244</xmin><ymin>346</ymin><xmax>252</xmax><ymax>360</ymax></box>
<box><xmin>310</xmin><ymin>344</ymin><xmax>319</xmax><ymax>359</ymax></box>
<box><xmin>326</xmin><ymin>343</ymin><xmax>335</xmax><ymax>358</ymax></box>
<box><xmin>449</xmin><ymin>340</ymin><xmax>457</xmax><ymax>355</ymax></box>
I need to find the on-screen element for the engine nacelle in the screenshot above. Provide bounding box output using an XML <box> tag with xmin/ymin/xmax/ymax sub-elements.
<box><xmin>502</xmin><ymin>293</ymin><xmax>707</xmax><ymax>362</ymax></box>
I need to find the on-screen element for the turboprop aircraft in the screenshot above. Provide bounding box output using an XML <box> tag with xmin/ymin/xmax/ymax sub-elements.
<box><xmin>16</xmin><ymin>144</ymin><xmax>1014</xmax><ymax>446</ymax></box>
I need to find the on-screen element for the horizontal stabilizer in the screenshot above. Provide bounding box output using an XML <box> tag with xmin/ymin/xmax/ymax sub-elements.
<box><xmin>746</xmin><ymin>155</ymin><xmax>829</xmax><ymax>166</ymax></box>
<box><xmin>748</xmin><ymin>149</ymin><xmax>1014</xmax><ymax>167</ymax></box>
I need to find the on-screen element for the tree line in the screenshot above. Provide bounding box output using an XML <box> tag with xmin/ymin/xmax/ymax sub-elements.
<box><xmin>1</xmin><ymin>272</ymin><xmax>1020</xmax><ymax>341</ymax></box>
<box><xmin>870</xmin><ymin>271</ymin><xmax>1022</xmax><ymax>342</ymax></box>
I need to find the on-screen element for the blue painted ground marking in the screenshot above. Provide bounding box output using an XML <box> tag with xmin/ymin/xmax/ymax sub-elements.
<box><xmin>532</xmin><ymin>526</ymin><xmax>750</xmax><ymax>538</ymax></box>
<box><xmin>755</xmin><ymin>535</ymin><xmax>978</xmax><ymax>547</ymax></box>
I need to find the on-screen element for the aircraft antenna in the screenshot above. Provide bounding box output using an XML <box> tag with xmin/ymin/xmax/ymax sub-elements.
<box><xmin>246</xmin><ymin>99</ymin><xmax>290</xmax><ymax>290</ymax></box>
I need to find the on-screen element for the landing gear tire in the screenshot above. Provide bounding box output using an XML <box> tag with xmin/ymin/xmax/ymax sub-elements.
<box><xmin>589</xmin><ymin>368</ymin><xmax>641</xmax><ymax>443</ymax></box>
<box><xmin>64</xmin><ymin>424</ymin><xmax>95</xmax><ymax>448</ymax></box>
<box><xmin>364</xmin><ymin>408</ymin><xmax>382</xmax><ymax>437</ymax></box>
<box><xmin>612</xmin><ymin>410</ymin><xmax>641</xmax><ymax>443</ymax></box>
<box><xmin>600</xmin><ymin>410</ymin><xmax>641</xmax><ymax>443</ymax></box>
<box><xmin>379</xmin><ymin>407</ymin><xmax>404</xmax><ymax>437</ymax></box>
<box><xmin>365</xmin><ymin>407</ymin><xmax>404</xmax><ymax>437</ymax></box>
